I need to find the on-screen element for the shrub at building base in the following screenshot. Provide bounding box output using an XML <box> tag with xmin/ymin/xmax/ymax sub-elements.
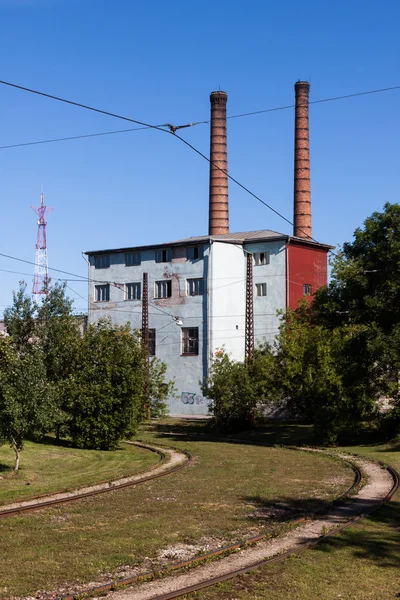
<box><xmin>202</xmin><ymin>349</ymin><xmax>258</xmax><ymax>432</ymax></box>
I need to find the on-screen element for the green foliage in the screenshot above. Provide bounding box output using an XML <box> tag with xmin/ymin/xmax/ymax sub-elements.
<box><xmin>68</xmin><ymin>319</ymin><xmax>148</xmax><ymax>450</ymax></box>
<box><xmin>0</xmin><ymin>343</ymin><xmax>56</xmax><ymax>470</ymax></box>
<box><xmin>3</xmin><ymin>281</ymin><xmax>35</xmax><ymax>352</ymax></box>
<box><xmin>149</xmin><ymin>358</ymin><xmax>174</xmax><ymax>418</ymax></box>
<box><xmin>272</xmin><ymin>309</ymin><xmax>379</xmax><ymax>443</ymax></box>
<box><xmin>203</xmin><ymin>349</ymin><xmax>260</xmax><ymax>431</ymax></box>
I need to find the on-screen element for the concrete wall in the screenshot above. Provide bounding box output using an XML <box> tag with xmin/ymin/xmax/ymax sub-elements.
<box><xmin>209</xmin><ymin>241</ymin><xmax>246</xmax><ymax>361</ymax></box>
<box><xmin>87</xmin><ymin>245</ymin><xmax>210</xmax><ymax>416</ymax></box>
<box><xmin>244</xmin><ymin>240</ymin><xmax>286</xmax><ymax>347</ymax></box>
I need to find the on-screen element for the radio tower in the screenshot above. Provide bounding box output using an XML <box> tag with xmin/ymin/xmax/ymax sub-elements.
<box><xmin>31</xmin><ymin>192</ymin><xmax>53</xmax><ymax>303</ymax></box>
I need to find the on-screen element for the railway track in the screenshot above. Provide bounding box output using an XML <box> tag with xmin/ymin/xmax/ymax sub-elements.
<box><xmin>0</xmin><ymin>441</ymin><xmax>192</xmax><ymax>519</ymax></box>
<box><xmin>54</xmin><ymin>446</ymin><xmax>400</xmax><ymax>600</ymax></box>
<box><xmin>2</xmin><ymin>438</ymin><xmax>397</xmax><ymax>600</ymax></box>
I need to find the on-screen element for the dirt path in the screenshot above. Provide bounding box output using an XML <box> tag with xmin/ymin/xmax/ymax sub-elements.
<box><xmin>104</xmin><ymin>454</ymin><xmax>394</xmax><ymax>600</ymax></box>
<box><xmin>0</xmin><ymin>442</ymin><xmax>187</xmax><ymax>516</ymax></box>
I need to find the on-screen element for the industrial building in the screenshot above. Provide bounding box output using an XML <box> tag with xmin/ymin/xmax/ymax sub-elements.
<box><xmin>85</xmin><ymin>82</ymin><xmax>330</xmax><ymax>415</ymax></box>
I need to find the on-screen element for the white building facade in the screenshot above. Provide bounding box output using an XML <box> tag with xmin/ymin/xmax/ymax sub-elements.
<box><xmin>86</xmin><ymin>229</ymin><xmax>328</xmax><ymax>416</ymax></box>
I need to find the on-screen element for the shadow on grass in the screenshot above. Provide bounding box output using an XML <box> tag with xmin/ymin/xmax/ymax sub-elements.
<box><xmin>245</xmin><ymin>494</ymin><xmax>334</xmax><ymax>522</ymax></box>
<box><xmin>245</xmin><ymin>493</ymin><xmax>400</xmax><ymax>568</ymax></box>
<box><xmin>148</xmin><ymin>419</ymin><xmax>317</xmax><ymax>448</ymax></box>
<box><xmin>314</xmin><ymin>501</ymin><xmax>400</xmax><ymax>568</ymax></box>
<box><xmin>0</xmin><ymin>463</ymin><xmax>12</xmax><ymax>473</ymax></box>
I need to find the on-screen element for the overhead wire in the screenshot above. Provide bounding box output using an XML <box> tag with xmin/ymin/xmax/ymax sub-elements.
<box><xmin>1</xmin><ymin>78</ymin><xmax>394</xmax><ymax>250</ymax></box>
<box><xmin>1</xmin><ymin>83</ymin><xmax>399</xmax><ymax>150</ymax></box>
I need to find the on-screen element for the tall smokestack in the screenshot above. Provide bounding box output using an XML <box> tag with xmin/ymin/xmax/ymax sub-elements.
<box><xmin>293</xmin><ymin>81</ymin><xmax>312</xmax><ymax>239</ymax></box>
<box><xmin>209</xmin><ymin>91</ymin><xmax>229</xmax><ymax>235</ymax></box>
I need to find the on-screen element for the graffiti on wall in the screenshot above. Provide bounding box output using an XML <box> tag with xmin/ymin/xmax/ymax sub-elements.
<box><xmin>181</xmin><ymin>392</ymin><xmax>205</xmax><ymax>405</ymax></box>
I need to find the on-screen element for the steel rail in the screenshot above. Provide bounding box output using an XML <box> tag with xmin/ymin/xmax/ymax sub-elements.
<box><xmin>139</xmin><ymin>462</ymin><xmax>400</xmax><ymax>600</ymax></box>
<box><xmin>0</xmin><ymin>442</ymin><xmax>192</xmax><ymax>519</ymax></box>
<box><xmin>57</xmin><ymin>447</ymin><xmax>374</xmax><ymax>600</ymax></box>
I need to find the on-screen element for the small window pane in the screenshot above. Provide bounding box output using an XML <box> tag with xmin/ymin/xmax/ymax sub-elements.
<box><xmin>155</xmin><ymin>249</ymin><xmax>172</xmax><ymax>263</ymax></box>
<box><xmin>187</xmin><ymin>278</ymin><xmax>204</xmax><ymax>296</ymax></box>
<box><xmin>155</xmin><ymin>280</ymin><xmax>172</xmax><ymax>298</ymax></box>
<box><xmin>126</xmin><ymin>282</ymin><xmax>141</xmax><ymax>300</ymax></box>
<box><xmin>94</xmin><ymin>255</ymin><xmax>110</xmax><ymax>269</ymax></box>
<box><xmin>125</xmin><ymin>251</ymin><xmax>141</xmax><ymax>266</ymax></box>
<box><xmin>141</xmin><ymin>328</ymin><xmax>156</xmax><ymax>356</ymax></box>
<box><xmin>255</xmin><ymin>283</ymin><xmax>267</xmax><ymax>297</ymax></box>
<box><xmin>95</xmin><ymin>284</ymin><xmax>110</xmax><ymax>302</ymax></box>
<box><xmin>182</xmin><ymin>327</ymin><xmax>199</xmax><ymax>355</ymax></box>
<box><xmin>187</xmin><ymin>246</ymin><xmax>202</xmax><ymax>261</ymax></box>
<box><xmin>303</xmin><ymin>283</ymin><xmax>312</xmax><ymax>295</ymax></box>
<box><xmin>254</xmin><ymin>252</ymin><xmax>270</xmax><ymax>266</ymax></box>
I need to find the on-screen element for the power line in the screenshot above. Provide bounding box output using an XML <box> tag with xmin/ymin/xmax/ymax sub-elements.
<box><xmin>2</xmin><ymin>83</ymin><xmax>399</xmax><ymax>150</ymax></box>
<box><xmin>0</xmin><ymin>79</ymin><xmax>345</xmax><ymax>246</ymax></box>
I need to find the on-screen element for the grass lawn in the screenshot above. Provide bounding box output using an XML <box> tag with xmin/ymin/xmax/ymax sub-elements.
<box><xmin>0</xmin><ymin>422</ymin><xmax>354</xmax><ymax>598</ymax></box>
<box><xmin>179</xmin><ymin>437</ymin><xmax>400</xmax><ymax>600</ymax></box>
<box><xmin>0</xmin><ymin>437</ymin><xmax>160</xmax><ymax>505</ymax></box>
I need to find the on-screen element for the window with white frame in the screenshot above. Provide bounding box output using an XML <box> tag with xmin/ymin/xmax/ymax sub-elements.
<box><xmin>255</xmin><ymin>283</ymin><xmax>267</xmax><ymax>297</ymax></box>
<box><xmin>155</xmin><ymin>248</ymin><xmax>172</xmax><ymax>263</ymax></box>
<box><xmin>155</xmin><ymin>280</ymin><xmax>172</xmax><ymax>298</ymax></box>
<box><xmin>303</xmin><ymin>283</ymin><xmax>312</xmax><ymax>295</ymax></box>
<box><xmin>125</xmin><ymin>251</ymin><xmax>141</xmax><ymax>266</ymax></box>
<box><xmin>254</xmin><ymin>252</ymin><xmax>270</xmax><ymax>266</ymax></box>
<box><xmin>182</xmin><ymin>327</ymin><xmax>199</xmax><ymax>355</ymax></box>
<box><xmin>95</xmin><ymin>284</ymin><xmax>110</xmax><ymax>302</ymax></box>
<box><xmin>125</xmin><ymin>282</ymin><xmax>141</xmax><ymax>300</ymax></box>
<box><xmin>187</xmin><ymin>278</ymin><xmax>204</xmax><ymax>296</ymax></box>
<box><xmin>94</xmin><ymin>254</ymin><xmax>110</xmax><ymax>269</ymax></box>
<box><xmin>187</xmin><ymin>246</ymin><xmax>202</xmax><ymax>261</ymax></box>
<box><xmin>141</xmin><ymin>328</ymin><xmax>156</xmax><ymax>356</ymax></box>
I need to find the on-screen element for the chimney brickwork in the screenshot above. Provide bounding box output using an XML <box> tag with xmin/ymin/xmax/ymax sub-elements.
<box><xmin>293</xmin><ymin>81</ymin><xmax>312</xmax><ymax>239</ymax></box>
<box><xmin>209</xmin><ymin>91</ymin><xmax>229</xmax><ymax>235</ymax></box>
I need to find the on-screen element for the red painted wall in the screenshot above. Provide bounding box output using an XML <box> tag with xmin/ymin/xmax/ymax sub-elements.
<box><xmin>287</xmin><ymin>242</ymin><xmax>329</xmax><ymax>309</ymax></box>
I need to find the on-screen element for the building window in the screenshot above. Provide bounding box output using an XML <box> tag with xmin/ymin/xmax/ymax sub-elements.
<box><xmin>126</xmin><ymin>282</ymin><xmax>141</xmax><ymax>300</ymax></box>
<box><xmin>187</xmin><ymin>246</ymin><xmax>202</xmax><ymax>261</ymax></box>
<box><xmin>95</xmin><ymin>284</ymin><xmax>110</xmax><ymax>302</ymax></box>
<box><xmin>94</xmin><ymin>254</ymin><xmax>110</xmax><ymax>269</ymax></box>
<box><xmin>182</xmin><ymin>327</ymin><xmax>199</xmax><ymax>355</ymax></box>
<box><xmin>141</xmin><ymin>328</ymin><xmax>156</xmax><ymax>356</ymax></box>
<box><xmin>155</xmin><ymin>249</ymin><xmax>172</xmax><ymax>263</ymax></box>
<box><xmin>303</xmin><ymin>283</ymin><xmax>312</xmax><ymax>295</ymax></box>
<box><xmin>256</xmin><ymin>283</ymin><xmax>267</xmax><ymax>297</ymax></box>
<box><xmin>187</xmin><ymin>278</ymin><xmax>204</xmax><ymax>296</ymax></box>
<box><xmin>254</xmin><ymin>252</ymin><xmax>270</xmax><ymax>266</ymax></box>
<box><xmin>155</xmin><ymin>280</ymin><xmax>172</xmax><ymax>298</ymax></box>
<box><xmin>125</xmin><ymin>251</ymin><xmax>141</xmax><ymax>266</ymax></box>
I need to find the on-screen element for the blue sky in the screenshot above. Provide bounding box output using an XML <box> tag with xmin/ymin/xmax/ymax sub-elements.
<box><xmin>0</xmin><ymin>0</ymin><xmax>399</xmax><ymax>313</ymax></box>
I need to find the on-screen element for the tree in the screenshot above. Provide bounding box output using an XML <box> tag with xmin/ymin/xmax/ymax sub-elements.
<box><xmin>311</xmin><ymin>203</ymin><xmax>400</xmax><ymax>435</ymax></box>
<box><xmin>3</xmin><ymin>282</ymin><xmax>35</xmax><ymax>352</ymax></box>
<box><xmin>36</xmin><ymin>283</ymin><xmax>82</xmax><ymax>438</ymax></box>
<box><xmin>0</xmin><ymin>341</ymin><xmax>56</xmax><ymax>471</ymax></box>
<box><xmin>272</xmin><ymin>308</ymin><xmax>379</xmax><ymax>443</ymax></box>
<box><xmin>68</xmin><ymin>319</ymin><xmax>148</xmax><ymax>450</ymax></box>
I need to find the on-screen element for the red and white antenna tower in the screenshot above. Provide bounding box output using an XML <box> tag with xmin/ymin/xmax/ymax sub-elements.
<box><xmin>31</xmin><ymin>192</ymin><xmax>53</xmax><ymax>303</ymax></box>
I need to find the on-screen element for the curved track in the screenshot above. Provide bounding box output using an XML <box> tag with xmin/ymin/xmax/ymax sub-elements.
<box><xmin>0</xmin><ymin>441</ymin><xmax>192</xmax><ymax>519</ymax></box>
<box><xmin>55</xmin><ymin>447</ymin><xmax>394</xmax><ymax>600</ymax></box>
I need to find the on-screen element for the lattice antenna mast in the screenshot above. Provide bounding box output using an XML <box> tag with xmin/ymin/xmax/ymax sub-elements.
<box><xmin>31</xmin><ymin>193</ymin><xmax>53</xmax><ymax>303</ymax></box>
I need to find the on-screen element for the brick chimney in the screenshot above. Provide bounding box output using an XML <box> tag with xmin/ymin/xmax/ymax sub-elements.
<box><xmin>209</xmin><ymin>91</ymin><xmax>229</xmax><ymax>235</ymax></box>
<box><xmin>293</xmin><ymin>81</ymin><xmax>312</xmax><ymax>239</ymax></box>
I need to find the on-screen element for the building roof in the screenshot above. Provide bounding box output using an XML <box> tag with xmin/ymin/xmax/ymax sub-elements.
<box><xmin>85</xmin><ymin>229</ymin><xmax>332</xmax><ymax>255</ymax></box>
